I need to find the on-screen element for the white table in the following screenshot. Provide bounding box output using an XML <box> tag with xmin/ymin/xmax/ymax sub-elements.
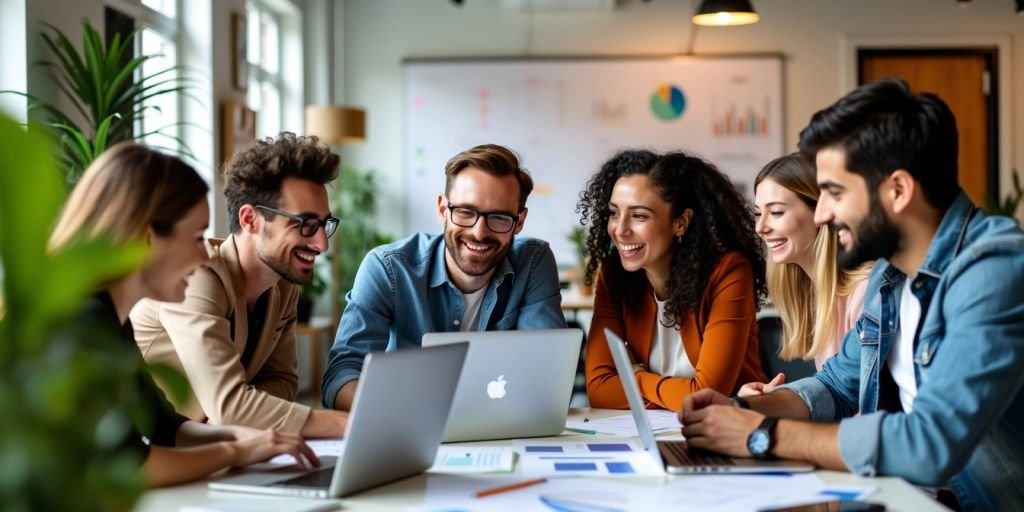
<box><xmin>136</xmin><ymin>408</ymin><xmax>946</xmax><ymax>511</ymax></box>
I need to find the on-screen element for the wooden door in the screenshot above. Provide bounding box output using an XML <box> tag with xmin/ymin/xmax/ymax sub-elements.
<box><xmin>859</xmin><ymin>50</ymin><xmax>998</xmax><ymax>205</ymax></box>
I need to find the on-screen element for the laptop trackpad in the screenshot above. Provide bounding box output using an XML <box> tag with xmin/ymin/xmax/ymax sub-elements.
<box><xmin>217</xmin><ymin>456</ymin><xmax>338</xmax><ymax>486</ymax></box>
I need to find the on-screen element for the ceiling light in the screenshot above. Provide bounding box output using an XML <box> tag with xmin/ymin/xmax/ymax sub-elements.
<box><xmin>692</xmin><ymin>0</ymin><xmax>759</xmax><ymax>26</ymax></box>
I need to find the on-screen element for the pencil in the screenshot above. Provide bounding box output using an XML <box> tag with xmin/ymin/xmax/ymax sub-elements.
<box><xmin>565</xmin><ymin>427</ymin><xmax>597</xmax><ymax>435</ymax></box>
<box><xmin>473</xmin><ymin>478</ymin><xmax>547</xmax><ymax>498</ymax></box>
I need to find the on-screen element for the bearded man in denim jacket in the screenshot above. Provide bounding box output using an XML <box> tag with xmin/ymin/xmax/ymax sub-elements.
<box><xmin>679</xmin><ymin>78</ymin><xmax>1024</xmax><ymax>511</ymax></box>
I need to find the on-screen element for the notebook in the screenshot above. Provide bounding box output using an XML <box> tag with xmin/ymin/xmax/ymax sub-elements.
<box><xmin>208</xmin><ymin>342</ymin><xmax>468</xmax><ymax>497</ymax></box>
<box><xmin>421</xmin><ymin>328</ymin><xmax>582</xmax><ymax>442</ymax></box>
<box><xmin>605</xmin><ymin>328</ymin><xmax>814</xmax><ymax>474</ymax></box>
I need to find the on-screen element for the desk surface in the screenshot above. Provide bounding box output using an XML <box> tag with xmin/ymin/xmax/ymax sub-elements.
<box><xmin>136</xmin><ymin>408</ymin><xmax>944</xmax><ymax>512</ymax></box>
<box><xmin>561</xmin><ymin>287</ymin><xmax>595</xmax><ymax>311</ymax></box>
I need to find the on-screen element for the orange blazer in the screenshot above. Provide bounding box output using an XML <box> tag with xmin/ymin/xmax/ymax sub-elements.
<box><xmin>585</xmin><ymin>251</ymin><xmax>766</xmax><ymax>412</ymax></box>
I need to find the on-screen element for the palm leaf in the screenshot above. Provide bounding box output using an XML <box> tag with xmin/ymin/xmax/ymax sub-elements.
<box><xmin>92</xmin><ymin>114</ymin><xmax>118</xmax><ymax>156</ymax></box>
<box><xmin>12</xmin><ymin>20</ymin><xmax>195</xmax><ymax>181</ymax></box>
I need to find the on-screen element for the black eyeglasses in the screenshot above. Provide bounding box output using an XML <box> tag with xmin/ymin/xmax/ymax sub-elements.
<box><xmin>446</xmin><ymin>203</ymin><xmax>520</xmax><ymax>234</ymax></box>
<box><xmin>255</xmin><ymin>205</ymin><xmax>340</xmax><ymax>238</ymax></box>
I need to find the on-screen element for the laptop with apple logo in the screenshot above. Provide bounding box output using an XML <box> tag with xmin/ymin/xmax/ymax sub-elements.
<box><xmin>422</xmin><ymin>328</ymin><xmax>583</xmax><ymax>442</ymax></box>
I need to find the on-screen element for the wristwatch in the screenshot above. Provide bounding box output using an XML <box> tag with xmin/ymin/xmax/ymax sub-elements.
<box><xmin>731</xmin><ymin>395</ymin><xmax>751</xmax><ymax>409</ymax></box>
<box><xmin>746</xmin><ymin>416</ymin><xmax>779</xmax><ymax>460</ymax></box>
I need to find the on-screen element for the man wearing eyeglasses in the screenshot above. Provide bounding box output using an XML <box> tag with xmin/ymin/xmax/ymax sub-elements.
<box><xmin>131</xmin><ymin>132</ymin><xmax>349</xmax><ymax>438</ymax></box>
<box><xmin>323</xmin><ymin>144</ymin><xmax>567</xmax><ymax>411</ymax></box>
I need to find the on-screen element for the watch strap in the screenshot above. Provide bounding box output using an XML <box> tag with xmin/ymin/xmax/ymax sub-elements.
<box><xmin>731</xmin><ymin>395</ymin><xmax>751</xmax><ymax>409</ymax></box>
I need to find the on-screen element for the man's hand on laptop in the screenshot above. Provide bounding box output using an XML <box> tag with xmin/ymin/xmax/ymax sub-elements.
<box><xmin>228</xmin><ymin>429</ymin><xmax>320</xmax><ymax>469</ymax></box>
<box><xmin>679</xmin><ymin>389</ymin><xmax>765</xmax><ymax>458</ymax></box>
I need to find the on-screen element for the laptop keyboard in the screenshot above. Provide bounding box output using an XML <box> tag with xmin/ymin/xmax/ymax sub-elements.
<box><xmin>660</xmin><ymin>441</ymin><xmax>735</xmax><ymax>466</ymax></box>
<box><xmin>272</xmin><ymin>467</ymin><xmax>334</xmax><ymax>488</ymax></box>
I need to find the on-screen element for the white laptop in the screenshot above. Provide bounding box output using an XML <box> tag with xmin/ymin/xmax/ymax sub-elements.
<box><xmin>605</xmin><ymin>328</ymin><xmax>814</xmax><ymax>474</ymax></box>
<box><xmin>421</xmin><ymin>328</ymin><xmax>582</xmax><ymax>442</ymax></box>
<box><xmin>208</xmin><ymin>342</ymin><xmax>468</xmax><ymax>498</ymax></box>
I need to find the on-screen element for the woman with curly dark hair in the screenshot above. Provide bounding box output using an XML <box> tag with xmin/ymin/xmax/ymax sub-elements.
<box><xmin>579</xmin><ymin>150</ymin><xmax>768</xmax><ymax>412</ymax></box>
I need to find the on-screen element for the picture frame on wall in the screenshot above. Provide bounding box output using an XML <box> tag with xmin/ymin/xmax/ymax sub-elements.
<box><xmin>222</xmin><ymin>100</ymin><xmax>257</xmax><ymax>165</ymax></box>
<box><xmin>231</xmin><ymin>12</ymin><xmax>248</xmax><ymax>92</ymax></box>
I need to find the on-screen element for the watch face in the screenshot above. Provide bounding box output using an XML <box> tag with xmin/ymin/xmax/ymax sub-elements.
<box><xmin>748</xmin><ymin>430</ymin><xmax>770</xmax><ymax>455</ymax></box>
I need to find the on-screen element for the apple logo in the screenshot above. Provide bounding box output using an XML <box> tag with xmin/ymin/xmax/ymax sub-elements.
<box><xmin>487</xmin><ymin>375</ymin><xmax>507</xmax><ymax>399</ymax></box>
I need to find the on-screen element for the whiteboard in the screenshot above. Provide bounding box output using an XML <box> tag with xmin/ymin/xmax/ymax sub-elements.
<box><xmin>404</xmin><ymin>56</ymin><xmax>783</xmax><ymax>265</ymax></box>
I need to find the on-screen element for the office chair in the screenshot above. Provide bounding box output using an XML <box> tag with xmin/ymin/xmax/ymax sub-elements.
<box><xmin>757</xmin><ymin>315</ymin><xmax>816</xmax><ymax>382</ymax></box>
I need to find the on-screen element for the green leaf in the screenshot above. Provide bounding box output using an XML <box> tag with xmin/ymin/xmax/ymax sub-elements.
<box><xmin>145</xmin><ymin>363</ymin><xmax>192</xmax><ymax>407</ymax></box>
<box><xmin>93</xmin><ymin>114</ymin><xmax>118</xmax><ymax>156</ymax></box>
<box><xmin>17</xmin><ymin>20</ymin><xmax>194</xmax><ymax>182</ymax></box>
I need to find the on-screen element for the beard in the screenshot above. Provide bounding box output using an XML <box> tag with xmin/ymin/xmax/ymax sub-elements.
<box><xmin>833</xmin><ymin>192</ymin><xmax>901</xmax><ymax>270</ymax></box>
<box><xmin>444</xmin><ymin>227</ymin><xmax>512</xmax><ymax>278</ymax></box>
<box><xmin>257</xmin><ymin>228</ymin><xmax>313</xmax><ymax>285</ymax></box>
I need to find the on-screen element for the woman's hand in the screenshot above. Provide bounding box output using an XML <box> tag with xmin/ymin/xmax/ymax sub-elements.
<box><xmin>737</xmin><ymin>372</ymin><xmax>786</xmax><ymax>397</ymax></box>
<box><xmin>227</xmin><ymin>430</ymin><xmax>320</xmax><ymax>469</ymax></box>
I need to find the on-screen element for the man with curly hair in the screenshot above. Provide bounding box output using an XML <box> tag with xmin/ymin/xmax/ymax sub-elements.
<box><xmin>131</xmin><ymin>132</ymin><xmax>348</xmax><ymax>437</ymax></box>
<box><xmin>322</xmin><ymin>144</ymin><xmax>566</xmax><ymax>412</ymax></box>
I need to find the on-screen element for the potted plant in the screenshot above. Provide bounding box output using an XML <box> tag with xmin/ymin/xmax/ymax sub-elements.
<box><xmin>4</xmin><ymin>20</ymin><xmax>194</xmax><ymax>183</ymax></box>
<box><xmin>297</xmin><ymin>263</ymin><xmax>327</xmax><ymax>324</ymax></box>
<box><xmin>985</xmin><ymin>169</ymin><xmax>1023</xmax><ymax>224</ymax></box>
<box><xmin>328</xmin><ymin>167</ymin><xmax>395</xmax><ymax>320</ymax></box>
<box><xmin>0</xmin><ymin>114</ymin><xmax>184</xmax><ymax>511</ymax></box>
<box><xmin>567</xmin><ymin>225</ymin><xmax>592</xmax><ymax>295</ymax></box>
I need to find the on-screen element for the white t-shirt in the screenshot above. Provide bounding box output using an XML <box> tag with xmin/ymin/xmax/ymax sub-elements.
<box><xmin>459</xmin><ymin>287</ymin><xmax>487</xmax><ymax>332</ymax></box>
<box><xmin>648</xmin><ymin>295</ymin><xmax>696</xmax><ymax>378</ymax></box>
<box><xmin>889</xmin><ymin>276</ymin><xmax>921</xmax><ymax>412</ymax></box>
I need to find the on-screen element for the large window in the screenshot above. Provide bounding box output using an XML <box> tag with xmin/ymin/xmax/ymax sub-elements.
<box><xmin>108</xmin><ymin>0</ymin><xmax>184</xmax><ymax>153</ymax></box>
<box><xmin>247</xmin><ymin>1</ymin><xmax>282</xmax><ymax>139</ymax></box>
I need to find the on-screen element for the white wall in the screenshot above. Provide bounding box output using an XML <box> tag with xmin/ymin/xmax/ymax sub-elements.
<box><xmin>0</xmin><ymin>0</ymin><xmax>28</xmax><ymax>121</ymax></box>
<box><xmin>339</xmin><ymin>0</ymin><xmax>1024</xmax><ymax>240</ymax></box>
<box><xmin>23</xmin><ymin>0</ymin><xmax>104</xmax><ymax>129</ymax></box>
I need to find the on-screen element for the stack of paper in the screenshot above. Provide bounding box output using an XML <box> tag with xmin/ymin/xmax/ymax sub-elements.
<box><xmin>514</xmin><ymin>440</ymin><xmax>663</xmax><ymax>477</ymax></box>
<box><xmin>565</xmin><ymin>410</ymin><xmax>681</xmax><ymax>436</ymax></box>
<box><xmin>412</xmin><ymin>473</ymin><xmax>876</xmax><ymax>512</ymax></box>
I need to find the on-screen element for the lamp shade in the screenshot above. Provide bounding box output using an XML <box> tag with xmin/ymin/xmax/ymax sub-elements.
<box><xmin>305</xmin><ymin>105</ymin><xmax>366</xmax><ymax>143</ymax></box>
<box><xmin>692</xmin><ymin>0</ymin><xmax>759</xmax><ymax>26</ymax></box>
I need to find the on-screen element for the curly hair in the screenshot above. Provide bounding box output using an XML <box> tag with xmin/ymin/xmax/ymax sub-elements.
<box><xmin>577</xmin><ymin>150</ymin><xmax>767</xmax><ymax>327</ymax></box>
<box><xmin>222</xmin><ymin>132</ymin><xmax>341</xmax><ymax>233</ymax></box>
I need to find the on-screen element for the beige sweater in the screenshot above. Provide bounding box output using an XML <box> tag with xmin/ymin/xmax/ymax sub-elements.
<box><xmin>130</xmin><ymin>235</ymin><xmax>311</xmax><ymax>433</ymax></box>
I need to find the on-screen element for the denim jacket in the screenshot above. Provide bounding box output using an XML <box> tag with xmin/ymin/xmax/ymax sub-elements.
<box><xmin>322</xmin><ymin>232</ymin><xmax>567</xmax><ymax>406</ymax></box>
<box><xmin>782</xmin><ymin>193</ymin><xmax>1024</xmax><ymax>511</ymax></box>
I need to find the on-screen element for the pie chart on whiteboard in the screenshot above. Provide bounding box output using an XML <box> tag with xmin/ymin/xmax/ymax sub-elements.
<box><xmin>650</xmin><ymin>84</ymin><xmax>686</xmax><ymax>121</ymax></box>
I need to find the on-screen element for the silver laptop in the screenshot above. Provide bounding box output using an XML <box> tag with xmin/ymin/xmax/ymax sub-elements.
<box><xmin>605</xmin><ymin>328</ymin><xmax>814</xmax><ymax>474</ymax></box>
<box><xmin>421</xmin><ymin>328</ymin><xmax>582</xmax><ymax>442</ymax></box>
<box><xmin>208</xmin><ymin>342</ymin><xmax>468</xmax><ymax>498</ymax></box>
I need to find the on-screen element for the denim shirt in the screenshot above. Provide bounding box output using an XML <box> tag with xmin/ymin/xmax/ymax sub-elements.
<box><xmin>322</xmin><ymin>232</ymin><xmax>567</xmax><ymax>406</ymax></box>
<box><xmin>781</xmin><ymin>193</ymin><xmax>1024</xmax><ymax>511</ymax></box>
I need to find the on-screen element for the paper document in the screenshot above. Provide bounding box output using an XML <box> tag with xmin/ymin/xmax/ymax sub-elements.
<box><xmin>429</xmin><ymin>446</ymin><xmax>515</xmax><ymax>474</ymax></box>
<box><xmin>411</xmin><ymin>473</ymin><xmax>873</xmax><ymax>512</ymax></box>
<box><xmin>514</xmin><ymin>440</ymin><xmax>662</xmax><ymax>477</ymax></box>
<box><xmin>181</xmin><ymin>496</ymin><xmax>340</xmax><ymax>512</ymax></box>
<box><xmin>565</xmin><ymin>410</ymin><xmax>681</xmax><ymax>436</ymax></box>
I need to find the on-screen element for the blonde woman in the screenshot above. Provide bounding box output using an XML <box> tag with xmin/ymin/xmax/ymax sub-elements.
<box><xmin>50</xmin><ymin>143</ymin><xmax>318</xmax><ymax>487</ymax></box>
<box><xmin>739</xmin><ymin>153</ymin><xmax>872</xmax><ymax>396</ymax></box>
